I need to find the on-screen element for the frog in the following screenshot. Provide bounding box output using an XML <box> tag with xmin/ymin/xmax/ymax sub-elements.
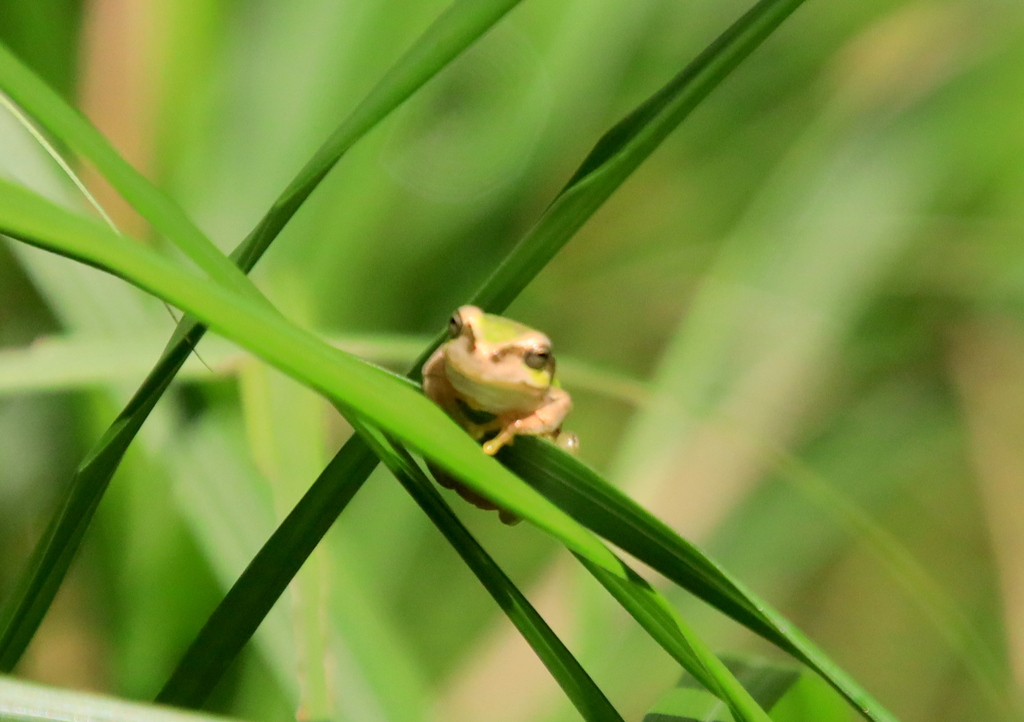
<box><xmin>421</xmin><ymin>305</ymin><xmax>578</xmax><ymax>524</ymax></box>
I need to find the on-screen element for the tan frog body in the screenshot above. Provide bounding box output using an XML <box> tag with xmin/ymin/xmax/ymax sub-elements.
<box><xmin>422</xmin><ymin>305</ymin><xmax>577</xmax><ymax>523</ymax></box>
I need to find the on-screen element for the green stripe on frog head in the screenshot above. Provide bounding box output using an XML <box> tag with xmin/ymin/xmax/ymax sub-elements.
<box><xmin>479</xmin><ymin>314</ymin><xmax>532</xmax><ymax>344</ymax></box>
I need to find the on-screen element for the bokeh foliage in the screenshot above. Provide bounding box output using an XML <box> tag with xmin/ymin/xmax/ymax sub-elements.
<box><xmin>0</xmin><ymin>0</ymin><xmax>1022</xmax><ymax>721</ymax></box>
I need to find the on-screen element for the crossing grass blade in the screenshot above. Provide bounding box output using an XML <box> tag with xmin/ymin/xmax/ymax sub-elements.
<box><xmin>226</xmin><ymin>0</ymin><xmax>527</xmax><ymax>274</ymax></box>
<box><xmin>154</xmin><ymin>0</ymin><xmax>818</xmax><ymax>705</ymax></box>
<box><xmin>0</xmin><ymin>41</ymin><xmax>261</xmax><ymax>300</ymax></box>
<box><xmin>0</xmin><ymin>176</ymin><xmax>631</xmax><ymax>578</ymax></box>
<box><xmin>352</xmin><ymin>419</ymin><xmax>771</xmax><ymax>722</ymax></box>
<box><xmin>1</xmin><ymin>178</ymin><xmax>768</xmax><ymax>721</ymax></box>
<box><xmin>464</xmin><ymin>0</ymin><xmax>809</xmax><ymax>315</ymax></box>
<box><xmin>0</xmin><ymin>174</ymin><xmax>747</xmax><ymax>683</ymax></box>
<box><xmin>348</xmin><ymin>418</ymin><xmax>626</xmax><ymax>722</ymax></box>
<box><xmin>644</xmin><ymin>657</ymin><xmax>802</xmax><ymax>722</ymax></box>
<box><xmin>500</xmin><ymin>436</ymin><xmax>897</xmax><ymax>722</ymax></box>
<box><xmin>576</xmin><ymin>557</ymin><xmax>771</xmax><ymax>722</ymax></box>
<box><xmin>0</xmin><ymin>0</ymin><xmax>525</xmax><ymax>672</ymax></box>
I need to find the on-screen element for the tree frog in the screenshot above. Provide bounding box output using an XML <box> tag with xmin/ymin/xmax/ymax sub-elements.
<box><xmin>422</xmin><ymin>305</ymin><xmax>577</xmax><ymax>523</ymax></box>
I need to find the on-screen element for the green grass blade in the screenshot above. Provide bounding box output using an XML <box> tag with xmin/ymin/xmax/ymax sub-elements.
<box><xmin>0</xmin><ymin>174</ymin><xmax>771</xmax><ymax>722</ymax></box>
<box><xmin>577</xmin><ymin>557</ymin><xmax>771</xmax><ymax>722</ymax></box>
<box><xmin>0</xmin><ymin>675</ymin><xmax>243</xmax><ymax>722</ymax></box>
<box><xmin>155</xmin><ymin>430</ymin><xmax>378</xmax><ymax>707</ymax></box>
<box><xmin>0</xmin><ymin>331</ymin><xmax>646</xmax><ymax>404</ymax></box>
<box><xmin>0</xmin><ymin>173</ymin><xmax>621</xmax><ymax>645</ymax></box>
<box><xmin>349</xmin><ymin>418</ymin><xmax>625</xmax><ymax>722</ymax></box>
<box><xmin>0</xmin><ymin>324</ymin><xmax>200</xmax><ymax>673</ymax></box>
<box><xmin>0</xmin><ymin>41</ymin><xmax>260</xmax><ymax>300</ymax></box>
<box><xmin>156</xmin><ymin>0</ymin><xmax>816</xmax><ymax>701</ymax></box>
<box><xmin>359</xmin><ymin>420</ymin><xmax>769</xmax><ymax>722</ymax></box>
<box><xmin>361</xmin><ymin>416</ymin><xmax>770</xmax><ymax>722</ymax></box>
<box><xmin>465</xmin><ymin>0</ymin><xmax>808</xmax><ymax>315</ymax></box>
<box><xmin>645</xmin><ymin>657</ymin><xmax>802</xmax><ymax>722</ymax></box>
<box><xmin>228</xmin><ymin>0</ymin><xmax>524</xmax><ymax>273</ymax></box>
<box><xmin>0</xmin><ymin>0</ymin><xmax>524</xmax><ymax>672</ymax></box>
<box><xmin>500</xmin><ymin>436</ymin><xmax>897</xmax><ymax>722</ymax></box>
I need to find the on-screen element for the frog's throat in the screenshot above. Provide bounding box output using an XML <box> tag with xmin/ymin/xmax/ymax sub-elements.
<box><xmin>446</xmin><ymin>362</ymin><xmax>548</xmax><ymax>414</ymax></box>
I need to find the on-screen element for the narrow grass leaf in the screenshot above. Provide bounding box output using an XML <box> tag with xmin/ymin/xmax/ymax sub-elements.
<box><xmin>349</xmin><ymin>418</ymin><xmax>625</xmax><ymax>722</ymax></box>
<box><xmin>644</xmin><ymin>657</ymin><xmax>801</xmax><ymax>721</ymax></box>
<box><xmin>0</xmin><ymin>175</ymin><xmax>644</xmax><ymax>675</ymax></box>
<box><xmin>0</xmin><ymin>171</ymin><xmax>624</xmax><ymax>560</ymax></box>
<box><xmin>0</xmin><ymin>321</ymin><xmax>202</xmax><ymax>673</ymax></box>
<box><xmin>465</xmin><ymin>0</ymin><xmax>809</xmax><ymax>316</ymax></box>
<box><xmin>1</xmin><ymin>173</ymin><xmax>767</xmax><ymax>722</ymax></box>
<box><xmin>157</xmin><ymin>0</ymin><xmax>818</xmax><ymax>702</ymax></box>
<box><xmin>156</xmin><ymin>427</ymin><xmax>379</xmax><ymax>707</ymax></box>
<box><xmin>500</xmin><ymin>436</ymin><xmax>897</xmax><ymax>722</ymax></box>
<box><xmin>0</xmin><ymin>41</ymin><xmax>261</xmax><ymax>299</ymax></box>
<box><xmin>577</xmin><ymin>557</ymin><xmax>771</xmax><ymax>722</ymax></box>
<box><xmin>229</xmin><ymin>0</ymin><xmax>525</xmax><ymax>272</ymax></box>
<box><xmin>0</xmin><ymin>0</ymin><xmax>524</xmax><ymax>672</ymax></box>
<box><xmin>0</xmin><ymin>675</ymin><xmax>242</xmax><ymax>722</ymax></box>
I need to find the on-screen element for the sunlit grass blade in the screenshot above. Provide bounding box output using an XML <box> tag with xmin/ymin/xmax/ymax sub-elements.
<box><xmin>0</xmin><ymin>177</ymin><xmax>768</xmax><ymax>721</ymax></box>
<box><xmin>349</xmin><ymin>418</ymin><xmax>625</xmax><ymax>722</ymax></box>
<box><xmin>577</xmin><ymin>557</ymin><xmax>771</xmax><ymax>722</ymax></box>
<box><xmin>500</xmin><ymin>436</ymin><xmax>897</xmax><ymax>722</ymax></box>
<box><xmin>228</xmin><ymin>0</ymin><xmax>525</xmax><ymax>272</ymax></box>
<box><xmin>0</xmin><ymin>675</ymin><xmax>243</xmax><ymax>722</ymax></box>
<box><xmin>0</xmin><ymin>0</ymin><xmax>525</xmax><ymax>672</ymax></box>
<box><xmin>0</xmin><ymin>177</ymin><xmax>666</xmax><ymax>685</ymax></box>
<box><xmin>156</xmin><ymin>0</ymin><xmax>816</xmax><ymax>701</ymax></box>
<box><xmin>464</xmin><ymin>0</ymin><xmax>808</xmax><ymax>316</ymax></box>
<box><xmin>0</xmin><ymin>321</ymin><xmax>202</xmax><ymax>673</ymax></box>
<box><xmin>0</xmin><ymin>41</ymin><xmax>260</xmax><ymax>299</ymax></box>
<box><xmin>0</xmin><ymin>330</ymin><xmax>648</xmax><ymax>405</ymax></box>
<box><xmin>2</xmin><ymin>175</ymin><xmax>769</xmax><ymax>722</ymax></box>
<box><xmin>644</xmin><ymin>657</ymin><xmax>801</xmax><ymax>721</ymax></box>
<box><xmin>354</xmin><ymin>419</ymin><xmax>770</xmax><ymax>722</ymax></box>
<box><xmin>0</xmin><ymin>174</ymin><xmax>628</xmax><ymax>566</ymax></box>
<box><xmin>155</xmin><ymin>429</ymin><xmax>378</xmax><ymax>708</ymax></box>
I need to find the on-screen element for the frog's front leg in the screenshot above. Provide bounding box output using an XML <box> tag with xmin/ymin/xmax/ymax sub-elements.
<box><xmin>482</xmin><ymin>386</ymin><xmax>572</xmax><ymax>455</ymax></box>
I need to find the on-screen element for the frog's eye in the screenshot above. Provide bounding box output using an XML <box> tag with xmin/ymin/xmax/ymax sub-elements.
<box><xmin>524</xmin><ymin>349</ymin><xmax>551</xmax><ymax>370</ymax></box>
<box><xmin>447</xmin><ymin>313</ymin><xmax>463</xmax><ymax>339</ymax></box>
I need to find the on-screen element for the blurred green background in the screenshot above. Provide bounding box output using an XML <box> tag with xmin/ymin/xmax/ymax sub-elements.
<box><xmin>1</xmin><ymin>0</ymin><xmax>1023</xmax><ymax>720</ymax></box>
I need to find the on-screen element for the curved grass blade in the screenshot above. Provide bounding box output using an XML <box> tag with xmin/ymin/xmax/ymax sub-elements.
<box><xmin>464</xmin><ymin>0</ymin><xmax>809</xmax><ymax>316</ymax></box>
<box><xmin>499</xmin><ymin>436</ymin><xmax>897</xmax><ymax>722</ymax></box>
<box><xmin>577</xmin><ymin>557</ymin><xmax>771</xmax><ymax>722</ymax></box>
<box><xmin>350</xmin><ymin>419</ymin><xmax>625</xmax><ymax>722</ymax></box>
<box><xmin>0</xmin><ymin>173</ymin><xmax>650</xmax><ymax>653</ymax></box>
<box><xmin>154</xmin><ymin>427</ymin><xmax>379</xmax><ymax>707</ymax></box>
<box><xmin>228</xmin><ymin>0</ymin><xmax>526</xmax><ymax>272</ymax></box>
<box><xmin>157</xmin><ymin>0</ymin><xmax>815</xmax><ymax>703</ymax></box>
<box><xmin>352</xmin><ymin>418</ymin><xmax>769</xmax><ymax>722</ymax></box>
<box><xmin>0</xmin><ymin>675</ymin><xmax>242</xmax><ymax>722</ymax></box>
<box><xmin>1</xmin><ymin>178</ymin><xmax>768</xmax><ymax>722</ymax></box>
<box><xmin>0</xmin><ymin>0</ymin><xmax>525</xmax><ymax>672</ymax></box>
<box><xmin>644</xmin><ymin>657</ymin><xmax>801</xmax><ymax>722</ymax></box>
<box><xmin>0</xmin><ymin>331</ymin><xmax>647</xmax><ymax>404</ymax></box>
<box><xmin>0</xmin><ymin>176</ymin><xmax>627</xmax><ymax>558</ymax></box>
<box><xmin>0</xmin><ymin>42</ymin><xmax>260</xmax><ymax>300</ymax></box>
